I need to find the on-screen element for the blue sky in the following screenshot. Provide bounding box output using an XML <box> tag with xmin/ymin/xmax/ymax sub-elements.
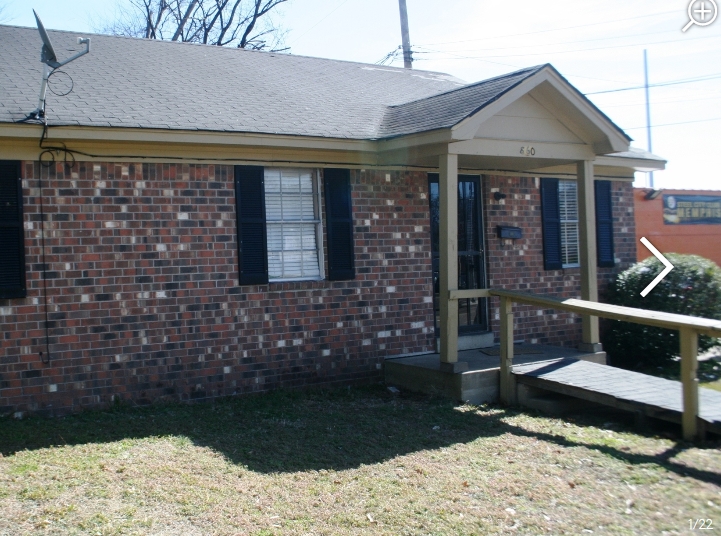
<box><xmin>2</xmin><ymin>0</ymin><xmax>720</xmax><ymax>190</ymax></box>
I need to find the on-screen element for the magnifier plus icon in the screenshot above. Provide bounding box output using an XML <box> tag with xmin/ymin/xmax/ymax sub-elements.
<box><xmin>683</xmin><ymin>0</ymin><xmax>718</xmax><ymax>31</ymax></box>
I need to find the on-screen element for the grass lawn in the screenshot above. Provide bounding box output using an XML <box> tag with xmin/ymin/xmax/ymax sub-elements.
<box><xmin>1</xmin><ymin>385</ymin><xmax>720</xmax><ymax>535</ymax></box>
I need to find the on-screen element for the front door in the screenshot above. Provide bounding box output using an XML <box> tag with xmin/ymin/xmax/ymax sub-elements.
<box><xmin>429</xmin><ymin>174</ymin><xmax>489</xmax><ymax>337</ymax></box>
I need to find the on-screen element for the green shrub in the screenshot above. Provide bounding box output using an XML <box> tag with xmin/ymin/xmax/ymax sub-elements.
<box><xmin>603</xmin><ymin>253</ymin><xmax>721</xmax><ymax>369</ymax></box>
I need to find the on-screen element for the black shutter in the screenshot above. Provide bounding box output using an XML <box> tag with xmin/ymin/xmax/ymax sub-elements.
<box><xmin>540</xmin><ymin>178</ymin><xmax>562</xmax><ymax>270</ymax></box>
<box><xmin>595</xmin><ymin>180</ymin><xmax>615</xmax><ymax>268</ymax></box>
<box><xmin>324</xmin><ymin>168</ymin><xmax>355</xmax><ymax>281</ymax></box>
<box><xmin>234</xmin><ymin>166</ymin><xmax>268</xmax><ymax>285</ymax></box>
<box><xmin>0</xmin><ymin>161</ymin><xmax>26</xmax><ymax>299</ymax></box>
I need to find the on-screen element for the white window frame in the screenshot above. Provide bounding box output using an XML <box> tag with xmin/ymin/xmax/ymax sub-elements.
<box><xmin>264</xmin><ymin>168</ymin><xmax>325</xmax><ymax>282</ymax></box>
<box><xmin>558</xmin><ymin>179</ymin><xmax>580</xmax><ymax>268</ymax></box>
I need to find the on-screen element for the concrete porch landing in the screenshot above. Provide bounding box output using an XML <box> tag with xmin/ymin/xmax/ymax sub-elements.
<box><xmin>384</xmin><ymin>345</ymin><xmax>606</xmax><ymax>405</ymax></box>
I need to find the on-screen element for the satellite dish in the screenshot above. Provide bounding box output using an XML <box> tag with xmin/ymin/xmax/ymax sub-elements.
<box><xmin>30</xmin><ymin>11</ymin><xmax>91</xmax><ymax>118</ymax></box>
<box><xmin>33</xmin><ymin>10</ymin><xmax>60</xmax><ymax>69</ymax></box>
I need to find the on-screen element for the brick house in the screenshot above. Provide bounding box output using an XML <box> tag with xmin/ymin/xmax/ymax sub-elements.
<box><xmin>0</xmin><ymin>24</ymin><xmax>665</xmax><ymax>416</ymax></box>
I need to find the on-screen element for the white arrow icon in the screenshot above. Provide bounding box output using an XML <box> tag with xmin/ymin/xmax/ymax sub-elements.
<box><xmin>639</xmin><ymin>237</ymin><xmax>674</xmax><ymax>297</ymax></box>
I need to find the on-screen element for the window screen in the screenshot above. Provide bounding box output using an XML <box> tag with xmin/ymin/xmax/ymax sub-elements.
<box><xmin>558</xmin><ymin>179</ymin><xmax>580</xmax><ymax>267</ymax></box>
<box><xmin>264</xmin><ymin>168</ymin><xmax>322</xmax><ymax>281</ymax></box>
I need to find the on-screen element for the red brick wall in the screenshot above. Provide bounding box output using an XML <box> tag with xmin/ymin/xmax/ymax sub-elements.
<box><xmin>0</xmin><ymin>163</ymin><xmax>435</xmax><ymax>416</ymax></box>
<box><xmin>483</xmin><ymin>175</ymin><xmax>635</xmax><ymax>346</ymax></box>
<box><xmin>0</xmin><ymin>164</ymin><xmax>635</xmax><ymax>415</ymax></box>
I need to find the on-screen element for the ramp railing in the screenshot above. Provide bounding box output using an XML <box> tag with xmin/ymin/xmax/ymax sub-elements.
<box><xmin>448</xmin><ymin>288</ymin><xmax>721</xmax><ymax>440</ymax></box>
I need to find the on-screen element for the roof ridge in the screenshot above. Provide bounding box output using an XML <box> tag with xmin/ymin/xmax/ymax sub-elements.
<box><xmin>0</xmin><ymin>23</ymin><xmax>461</xmax><ymax>79</ymax></box>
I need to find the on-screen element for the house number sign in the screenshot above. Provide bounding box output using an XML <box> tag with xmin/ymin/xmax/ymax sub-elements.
<box><xmin>520</xmin><ymin>146</ymin><xmax>536</xmax><ymax>156</ymax></box>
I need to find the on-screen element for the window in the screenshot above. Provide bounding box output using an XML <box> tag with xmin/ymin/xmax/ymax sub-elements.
<box><xmin>264</xmin><ymin>168</ymin><xmax>323</xmax><ymax>281</ymax></box>
<box><xmin>0</xmin><ymin>161</ymin><xmax>26</xmax><ymax>299</ymax></box>
<box><xmin>558</xmin><ymin>179</ymin><xmax>580</xmax><ymax>267</ymax></box>
<box><xmin>235</xmin><ymin>166</ymin><xmax>354</xmax><ymax>285</ymax></box>
<box><xmin>540</xmin><ymin>177</ymin><xmax>615</xmax><ymax>270</ymax></box>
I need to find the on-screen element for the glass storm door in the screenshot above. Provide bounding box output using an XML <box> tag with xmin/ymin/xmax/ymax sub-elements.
<box><xmin>429</xmin><ymin>174</ymin><xmax>489</xmax><ymax>336</ymax></box>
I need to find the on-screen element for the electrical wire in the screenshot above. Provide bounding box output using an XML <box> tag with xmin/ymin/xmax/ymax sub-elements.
<box><xmin>47</xmin><ymin>70</ymin><xmax>73</xmax><ymax>97</ymax></box>
<box><xmin>416</xmin><ymin>32</ymin><xmax>720</xmax><ymax>61</ymax></box>
<box><xmin>29</xmin><ymin>70</ymin><xmax>81</xmax><ymax>366</ymax></box>
<box><xmin>585</xmin><ymin>73</ymin><xmax>721</xmax><ymax>95</ymax></box>
<box><xmin>422</xmin><ymin>27</ymin><xmax>680</xmax><ymax>55</ymax></box>
<box><xmin>599</xmin><ymin>93</ymin><xmax>721</xmax><ymax>108</ymax></box>
<box><xmin>376</xmin><ymin>46</ymin><xmax>401</xmax><ymax>65</ymax></box>
<box><xmin>37</xmin><ymin>154</ymin><xmax>52</xmax><ymax>366</ymax></box>
<box><xmin>287</xmin><ymin>0</ymin><xmax>350</xmax><ymax>46</ymax></box>
<box><xmin>412</xmin><ymin>46</ymin><xmax>636</xmax><ymax>85</ymax></box>
<box><xmin>625</xmin><ymin>116</ymin><xmax>721</xmax><ymax>130</ymax></box>
<box><xmin>413</xmin><ymin>9</ymin><xmax>679</xmax><ymax>47</ymax></box>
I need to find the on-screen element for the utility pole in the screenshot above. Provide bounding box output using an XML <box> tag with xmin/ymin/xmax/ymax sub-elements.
<box><xmin>398</xmin><ymin>0</ymin><xmax>413</xmax><ymax>69</ymax></box>
<box><xmin>644</xmin><ymin>49</ymin><xmax>654</xmax><ymax>188</ymax></box>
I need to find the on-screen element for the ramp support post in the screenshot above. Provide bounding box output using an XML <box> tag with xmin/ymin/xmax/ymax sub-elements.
<box><xmin>680</xmin><ymin>328</ymin><xmax>701</xmax><ymax>441</ymax></box>
<box><xmin>500</xmin><ymin>296</ymin><xmax>516</xmax><ymax>405</ymax></box>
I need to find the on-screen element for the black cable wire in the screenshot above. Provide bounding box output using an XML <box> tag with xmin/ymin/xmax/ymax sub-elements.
<box><xmin>37</xmin><ymin>161</ymin><xmax>51</xmax><ymax>366</ymax></box>
<box><xmin>47</xmin><ymin>70</ymin><xmax>74</xmax><ymax>97</ymax></box>
<box><xmin>31</xmin><ymin>121</ymin><xmax>436</xmax><ymax>169</ymax></box>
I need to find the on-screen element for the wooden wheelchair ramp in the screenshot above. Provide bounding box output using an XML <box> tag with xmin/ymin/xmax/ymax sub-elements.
<box><xmin>513</xmin><ymin>358</ymin><xmax>721</xmax><ymax>435</ymax></box>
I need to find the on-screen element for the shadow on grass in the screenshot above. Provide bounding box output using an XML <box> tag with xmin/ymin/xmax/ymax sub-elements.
<box><xmin>1</xmin><ymin>384</ymin><xmax>720</xmax><ymax>485</ymax></box>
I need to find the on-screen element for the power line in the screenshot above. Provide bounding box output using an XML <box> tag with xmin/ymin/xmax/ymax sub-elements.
<box><xmin>601</xmin><ymin>93</ymin><xmax>721</xmax><ymax>108</ymax></box>
<box><xmin>416</xmin><ymin>32</ymin><xmax>720</xmax><ymax>60</ymax></box>
<box><xmin>413</xmin><ymin>9</ymin><xmax>678</xmax><ymax>47</ymax></box>
<box><xmin>376</xmin><ymin>46</ymin><xmax>402</xmax><ymax>65</ymax></box>
<box><xmin>424</xmin><ymin>27</ymin><xmax>679</xmax><ymax>55</ymax></box>
<box><xmin>625</xmin><ymin>117</ymin><xmax>721</xmax><ymax>130</ymax></box>
<box><xmin>413</xmin><ymin>46</ymin><xmax>634</xmax><ymax>85</ymax></box>
<box><xmin>586</xmin><ymin>73</ymin><xmax>721</xmax><ymax>95</ymax></box>
<box><xmin>287</xmin><ymin>0</ymin><xmax>351</xmax><ymax>46</ymax></box>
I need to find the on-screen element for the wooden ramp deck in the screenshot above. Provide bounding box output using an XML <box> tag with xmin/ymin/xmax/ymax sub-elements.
<box><xmin>513</xmin><ymin>358</ymin><xmax>721</xmax><ymax>435</ymax></box>
<box><xmin>384</xmin><ymin>345</ymin><xmax>606</xmax><ymax>405</ymax></box>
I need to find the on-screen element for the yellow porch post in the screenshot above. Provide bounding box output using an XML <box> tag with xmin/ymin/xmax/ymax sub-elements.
<box><xmin>439</xmin><ymin>153</ymin><xmax>467</xmax><ymax>372</ymax></box>
<box><xmin>577</xmin><ymin>160</ymin><xmax>602</xmax><ymax>352</ymax></box>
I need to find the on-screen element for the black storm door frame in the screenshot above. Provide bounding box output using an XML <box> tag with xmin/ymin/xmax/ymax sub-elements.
<box><xmin>429</xmin><ymin>173</ymin><xmax>489</xmax><ymax>336</ymax></box>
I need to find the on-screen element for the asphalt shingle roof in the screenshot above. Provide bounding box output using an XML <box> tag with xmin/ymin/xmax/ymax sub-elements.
<box><xmin>0</xmin><ymin>24</ymin><xmax>474</xmax><ymax>139</ymax></box>
<box><xmin>378</xmin><ymin>65</ymin><xmax>545</xmax><ymax>138</ymax></box>
<box><xmin>0</xmin><ymin>25</ymin><xmax>630</xmax><ymax>147</ymax></box>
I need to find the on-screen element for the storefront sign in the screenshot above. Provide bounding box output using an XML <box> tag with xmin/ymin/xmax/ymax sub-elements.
<box><xmin>663</xmin><ymin>194</ymin><xmax>721</xmax><ymax>225</ymax></box>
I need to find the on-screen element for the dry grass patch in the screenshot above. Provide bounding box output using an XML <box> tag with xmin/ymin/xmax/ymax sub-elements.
<box><xmin>1</xmin><ymin>385</ymin><xmax>720</xmax><ymax>535</ymax></box>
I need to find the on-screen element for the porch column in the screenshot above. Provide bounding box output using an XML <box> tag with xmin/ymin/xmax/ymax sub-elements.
<box><xmin>577</xmin><ymin>160</ymin><xmax>602</xmax><ymax>352</ymax></box>
<box><xmin>438</xmin><ymin>153</ymin><xmax>467</xmax><ymax>372</ymax></box>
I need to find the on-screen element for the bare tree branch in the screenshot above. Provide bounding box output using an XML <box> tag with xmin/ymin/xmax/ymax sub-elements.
<box><xmin>171</xmin><ymin>0</ymin><xmax>198</xmax><ymax>40</ymax></box>
<box><xmin>99</xmin><ymin>0</ymin><xmax>288</xmax><ymax>51</ymax></box>
<box><xmin>0</xmin><ymin>3</ymin><xmax>11</xmax><ymax>24</ymax></box>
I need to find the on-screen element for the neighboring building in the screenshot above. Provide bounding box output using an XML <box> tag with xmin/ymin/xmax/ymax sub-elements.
<box><xmin>635</xmin><ymin>188</ymin><xmax>721</xmax><ymax>267</ymax></box>
<box><xmin>0</xmin><ymin>24</ymin><xmax>665</xmax><ymax>416</ymax></box>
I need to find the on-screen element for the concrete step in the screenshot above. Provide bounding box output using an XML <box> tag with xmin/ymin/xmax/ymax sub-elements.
<box><xmin>435</xmin><ymin>331</ymin><xmax>494</xmax><ymax>352</ymax></box>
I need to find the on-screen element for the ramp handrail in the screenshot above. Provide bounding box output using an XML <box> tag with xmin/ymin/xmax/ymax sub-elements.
<box><xmin>448</xmin><ymin>288</ymin><xmax>721</xmax><ymax>440</ymax></box>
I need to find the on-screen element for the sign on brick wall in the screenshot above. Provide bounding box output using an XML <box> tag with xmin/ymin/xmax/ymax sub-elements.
<box><xmin>663</xmin><ymin>195</ymin><xmax>721</xmax><ymax>225</ymax></box>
